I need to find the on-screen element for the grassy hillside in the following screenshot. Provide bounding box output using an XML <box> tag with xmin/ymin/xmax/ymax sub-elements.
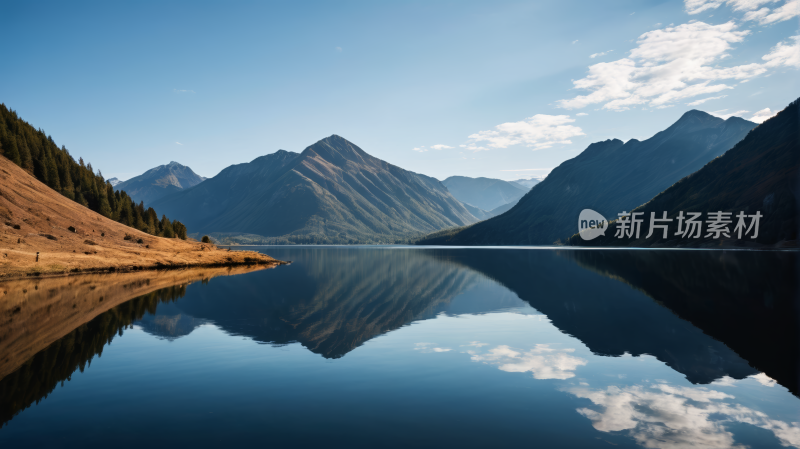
<box><xmin>0</xmin><ymin>104</ymin><xmax>186</xmax><ymax>239</ymax></box>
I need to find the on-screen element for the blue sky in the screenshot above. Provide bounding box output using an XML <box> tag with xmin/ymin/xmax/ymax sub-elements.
<box><xmin>3</xmin><ymin>0</ymin><xmax>798</xmax><ymax>182</ymax></box>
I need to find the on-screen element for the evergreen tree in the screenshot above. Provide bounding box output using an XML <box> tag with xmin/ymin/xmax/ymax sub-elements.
<box><xmin>160</xmin><ymin>215</ymin><xmax>174</xmax><ymax>238</ymax></box>
<box><xmin>17</xmin><ymin>135</ymin><xmax>33</xmax><ymax>173</ymax></box>
<box><xmin>2</xmin><ymin>134</ymin><xmax>21</xmax><ymax>165</ymax></box>
<box><xmin>0</xmin><ymin>103</ymin><xmax>187</xmax><ymax>238</ymax></box>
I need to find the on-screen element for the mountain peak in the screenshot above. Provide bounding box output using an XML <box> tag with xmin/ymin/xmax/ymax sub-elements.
<box><xmin>303</xmin><ymin>134</ymin><xmax>374</xmax><ymax>167</ymax></box>
<box><xmin>116</xmin><ymin>161</ymin><xmax>206</xmax><ymax>205</ymax></box>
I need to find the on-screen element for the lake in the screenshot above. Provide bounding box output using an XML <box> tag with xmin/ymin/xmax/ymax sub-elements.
<box><xmin>0</xmin><ymin>247</ymin><xmax>798</xmax><ymax>448</ymax></box>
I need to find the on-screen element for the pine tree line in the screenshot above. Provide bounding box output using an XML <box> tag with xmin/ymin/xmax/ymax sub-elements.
<box><xmin>0</xmin><ymin>104</ymin><xmax>186</xmax><ymax>239</ymax></box>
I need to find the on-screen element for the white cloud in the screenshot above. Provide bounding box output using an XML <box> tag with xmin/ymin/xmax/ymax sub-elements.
<box><xmin>471</xmin><ymin>344</ymin><xmax>587</xmax><ymax>380</ymax></box>
<box><xmin>413</xmin><ymin>343</ymin><xmax>451</xmax><ymax>353</ymax></box>
<box><xmin>412</xmin><ymin>147</ymin><xmax>428</xmax><ymax>152</ymax></box>
<box><xmin>467</xmin><ymin>114</ymin><xmax>584</xmax><ymax>151</ymax></box>
<box><xmin>710</xmin><ymin>108</ymin><xmax>750</xmax><ymax>119</ymax></box>
<box><xmin>570</xmin><ymin>382</ymin><xmax>800</xmax><ymax>449</ymax></box>
<box><xmin>686</xmin><ymin>94</ymin><xmax>728</xmax><ymax>106</ymax></box>
<box><xmin>572</xmin><ymin>40</ymin><xmax>579</xmax><ymax>44</ymax></box>
<box><xmin>685</xmin><ymin>0</ymin><xmax>780</xmax><ymax>14</ymax></box>
<box><xmin>763</xmin><ymin>0</ymin><xmax>800</xmax><ymax>23</ymax></box>
<box><xmin>430</xmin><ymin>144</ymin><xmax>453</xmax><ymax>150</ymax></box>
<box><xmin>750</xmin><ymin>107</ymin><xmax>777</xmax><ymax>122</ymax></box>
<box><xmin>743</xmin><ymin>6</ymin><xmax>772</xmax><ymax>20</ymax></box>
<box><xmin>750</xmin><ymin>372</ymin><xmax>778</xmax><ymax>387</ymax></box>
<box><xmin>462</xmin><ymin>341</ymin><xmax>489</xmax><ymax>348</ymax></box>
<box><xmin>173</xmin><ymin>89</ymin><xmax>195</xmax><ymax>94</ymax></box>
<box><xmin>742</xmin><ymin>0</ymin><xmax>799</xmax><ymax>23</ymax></box>
<box><xmin>335</xmin><ymin>46</ymin><xmax>342</xmax><ymax>52</ymax></box>
<box><xmin>762</xmin><ymin>35</ymin><xmax>800</xmax><ymax>68</ymax></box>
<box><xmin>175</xmin><ymin>142</ymin><xmax>183</xmax><ymax>146</ymax></box>
<box><xmin>557</xmin><ymin>21</ymin><xmax>786</xmax><ymax>111</ymax></box>
<box><xmin>576</xmin><ymin>112</ymin><xmax>589</xmax><ymax>116</ymax></box>
<box><xmin>685</xmin><ymin>0</ymin><xmax>723</xmax><ymax>14</ymax></box>
<box><xmin>590</xmin><ymin>50</ymin><xmax>614</xmax><ymax>59</ymax></box>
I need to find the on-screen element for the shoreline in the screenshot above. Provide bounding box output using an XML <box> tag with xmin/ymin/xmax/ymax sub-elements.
<box><xmin>0</xmin><ymin>256</ymin><xmax>288</xmax><ymax>282</ymax></box>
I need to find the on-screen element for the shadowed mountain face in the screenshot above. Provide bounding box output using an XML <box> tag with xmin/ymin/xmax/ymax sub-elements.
<box><xmin>442</xmin><ymin>176</ymin><xmax>527</xmax><ymax>211</ymax></box>
<box><xmin>570</xmin><ymin>98</ymin><xmax>800</xmax><ymax>248</ymax></box>
<box><xmin>426</xmin><ymin>110</ymin><xmax>756</xmax><ymax>245</ymax></box>
<box><xmin>433</xmin><ymin>249</ymin><xmax>781</xmax><ymax>388</ymax></box>
<box><xmin>563</xmin><ymin>249</ymin><xmax>800</xmax><ymax>394</ymax></box>
<box><xmin>115</xmin><ymin>161</ymin><xmax>206</xmax><ymax>205</ymax></box>
<box><xmin>152</xmin><ymin>136</ymin><xmax>478</xmax><ymax>244</ymax></box>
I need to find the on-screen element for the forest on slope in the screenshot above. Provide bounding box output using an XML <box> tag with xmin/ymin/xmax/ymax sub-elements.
<box><xmin>0</xmin><ymin>104</ymin><xmax>186</xmax><ymax>238</ymax></box>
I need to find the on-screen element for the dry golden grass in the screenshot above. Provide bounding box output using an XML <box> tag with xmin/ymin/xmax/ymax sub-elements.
<box><xmin>0</xmin><ymin>156</ymin><xmax>285</xmax><ymax>279</ymax></box>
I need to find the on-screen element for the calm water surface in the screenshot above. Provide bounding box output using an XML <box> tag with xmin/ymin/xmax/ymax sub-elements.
<box><xmin>0</xmin><ymin>247</ymin><xmax>798</xmax><ymax>448</ymax></box>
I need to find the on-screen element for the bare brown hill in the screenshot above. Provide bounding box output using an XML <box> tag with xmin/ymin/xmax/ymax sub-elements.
<box><xmin>0</xmin><ymin>155</ymin><xmax>282</xmax><ymax>279</ymax></box>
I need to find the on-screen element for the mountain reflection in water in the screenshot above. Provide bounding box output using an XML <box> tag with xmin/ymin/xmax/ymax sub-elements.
<box><xmin>0</xmin><ymin>247</ymin><xmax>796</xmax><ymax>449</ymax></box>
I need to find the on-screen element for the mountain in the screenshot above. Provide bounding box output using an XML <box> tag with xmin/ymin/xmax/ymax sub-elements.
<box><xmin>511</xmin><ymin>178</ymin><xmax>540</xmax><ymax>189</ymax></box>
<box><xmin>487</xmin><ymin>200</ymin><xmax>517</xmax><ymax>217</ymax></box>
<box><xmin>107</xmin><ymin>177</ymin><xmax>122</xmax><ymax>186</ymax></box>
<box><xmin>115</xmin><ymin>161</ymin><xmax>205</xmax><ymax>205</ymax></box>
<box><xmin>421</xmin><ymin>109</ymin><xmax>757</xmax><ymax>245</ymax></box>
<box><xmin>152</xmin><ymin>135</ymin><xmax>479</xmax><ymax>244</ymax></box>
<box><xmin>441</xmin><ymin>176</ymin><xmax>528</xmax><ymax>211</ymax></box>
<box><xmin>568</xmin><ymin>97</ymin><xmax>799</xmax><ymax>247</ymax></box>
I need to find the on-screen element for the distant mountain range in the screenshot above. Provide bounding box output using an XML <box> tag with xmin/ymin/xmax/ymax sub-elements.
<box><xmin>441</xmin><ymin>176</ymin><xmax>528</xmax><ymax>211</ymax></box>
<box><xmin>115</xmin><ymin>161</ymin><xmax>206</xmax><ymax>205</ymax></box>
<box><xmin>569</xmin><ymin>97</ymin><xmax>799</xmax><ymax>247</ymax></box>
<box><xmin>419</xmin><ymin>109</ymin><xmax>757</xmax><ymax>245</ymax></box>
<box><xmin>511</xmin><ymin>178</ymin><xmax>540</xmax><ymax>189</ymax></box>
<box><xmin>152</xmin><ymin>135</ymin><xmax>479</xmax><ymax>244</ymax></box>
<box><xmin>107</xmin><ymin>177</ymin><xmax>122</xmax><ymax>186</ymax></box>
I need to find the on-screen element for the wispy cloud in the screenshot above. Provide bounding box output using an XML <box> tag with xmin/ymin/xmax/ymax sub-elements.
<box><xmin>686</xmin><ymin>95</ymin><xmax>728</xmax><ymax>106</ymax></box>
<box><xmin>412</xmin><ymin>146</ymin><xmax>428</xmax><ymax>152</ymax></box>
<box><xmin>686</xmin><ymin>0</ymin><xmax>780</xmax><ymax>15</ymax></box>
<box><xmin>175</xmin><ymin>142</ymin><xmax>184</xmax><ymax>146</ymax></box>
<box><xmin>569</xmin><ymin>381</ymin><xmax>800</xmax><ymax>448</ymax></box>
<box><xmin>590</xmin><ymin>50</ymin><xmax>613</xmax><ymax>59</ymax></box>
<box><xmin>414</xmin><ymin>343</ymin><xmax>451</xmax><ymax>353</ymax></box>
<box><xmin>557</xmin><ymin>22</ymin><xmax>798</xmax><ymax>111</ymax></box>
<box><xmin>572</xmin><ymin>40</ymin><xmax>579</xmax><ymax>44</ymax></box>
<box><xmin>173</xmin><ymin>89</ymin><xmax>195</xmax><ymax>94</ymax></box>
<box><xmin>710</xmin><ymin>108</ymin><xmax>750</xmax><ymax>119</ymax></box>
<box><xmin>431</xmin><ymin>144</ymin><xmax>454</xmax><ymax>150</ymax></box>
<box><xmin>576</xmin><ymin>112</ymin><xmax>589</xmax><ymax>116</ymax></box>
<box><xmin>335</xmin><ymin>46</ymin><xmax>342</xmax><ymax>52</ymax></box>
<box><xmin>471</xmin><ymin>344</ymin><xmax>587</xmax><ymax>380</ymax></box>
<box><xmin>467</xmin><ymin>114</ymin><xmax>584</xmax><ymax>151</ymax></box>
